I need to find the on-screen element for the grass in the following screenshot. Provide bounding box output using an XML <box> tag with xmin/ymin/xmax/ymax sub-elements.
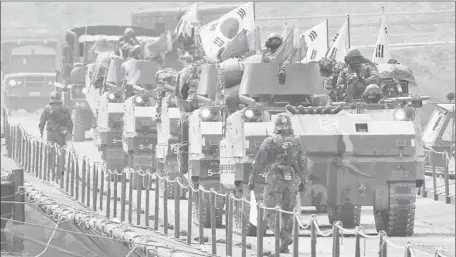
<box><xmin>1</xmin><ymin>2</ymin><xmax>454</xmax><ymax>100</ymax></box>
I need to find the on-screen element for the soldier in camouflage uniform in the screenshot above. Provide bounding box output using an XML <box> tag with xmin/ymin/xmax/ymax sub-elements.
<box><xmin>39</xmin><ymin>91</ymin><xmax>73</xmax><ymax>147</ymax></box>
<box><xmin>318</xmin><ymin>58</ymin><xmax>337</xmax><ymax>101</ymax></box>
<box><xmin>248</xmin><ymin>113</ymin><xmax>309</xmax><ymax>254</ymax></box>
<box><xmin>262</xmin><ymin>33</ymin><xmax>283</xmax><ymax>63</ymax></box>
<box><xmin>336</xmin><ymin>48</ymin><xmax>380</xmax><ymax>102</ymax></box>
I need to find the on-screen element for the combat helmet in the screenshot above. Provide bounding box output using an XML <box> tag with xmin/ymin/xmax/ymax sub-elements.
<box><xmin>318</xmin><ymin>58</ymin><xmax>336</xmax><ymax>74</ymax></box>
<box><xmin>362</xmin><ymin>84</ymin><xmax>382</xmax><ymax>103</ymax></box>
<box><xmin>265</xmin><ymin>33</ymin><xmax>283</xmax><ymax>51</ymax></box>
<box><xmin>49</xmin><ymin>91</ymin><xmax>62</xmax><ymax>102</ymax></box>
<box><xmin>273</xmin><ymin>113</ymin><xmax>294</xmax><ymax>134</ymax></box>
<box><xmin>345</xmin><ymin>48</ymin><xmax>363</xmax><ymax>65</ymax></box>
<box><xmin>124</xmin><ymin>27</ymin><xmax>135</xmax><ymax>37</ymax></box>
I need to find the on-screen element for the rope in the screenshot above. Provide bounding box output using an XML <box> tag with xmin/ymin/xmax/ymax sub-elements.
<box><xmin>34</xmin><ymin>217</ymin><xmax>63</xmax><ymax>257</ymax></box>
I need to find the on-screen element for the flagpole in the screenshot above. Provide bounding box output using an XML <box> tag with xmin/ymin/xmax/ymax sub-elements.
<box><xmin>253</xmin><ymin>1</ymin><xmax>256</xmax><ymax>20</ymax></box>
<box><xmin>347</xmin><ymin>14</ymin><xmax>351</xmax><ymax>49</ymax></box>
<box><xmin>326</xmin><ymin>19</ymin><xmax>329</xmax><ymax>50</ymax></box>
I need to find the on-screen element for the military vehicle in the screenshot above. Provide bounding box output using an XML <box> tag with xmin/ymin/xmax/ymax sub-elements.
<box><xmin>122</xmin><ymin>60</ymin><xmax>161</xmax><ymax>189</ymax></box>
<box><xmin>422</xmin><ymin>102</ymin><xmax>455</xmax><ymax>172</ymax></box>
<box><xmin>1</xmin><ymin>39</ymin><xmax>57</xmax><ymax>113</ymax></box>
<box><xmin>219</xmin><ymin>61</ymin><xmax>326</xmax><ymax>235</ymax></box>
<box><xmin>155</xmin><ymin>64</ymin><xmax>216</xmax><ymax>200</ymax></box>
<box><xmin>131</xmin><ymin>3</ymin><xmax>241</xmax><ymax>34</ymax></box>
<box><xmin>220</xmin><ymin>59</ymin><xmax>427</xmax><ymax>237</ymax></box>
<box><xmin>55</xmin><ymin>25</ymin><xmax>160</xmax><ymax>142</ymax></box>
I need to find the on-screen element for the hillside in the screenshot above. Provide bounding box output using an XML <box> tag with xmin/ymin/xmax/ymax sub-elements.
<box><xmin>1</xmin><ymin>2</ymin><xmax>454</xmax><ymax>100</ymax></box>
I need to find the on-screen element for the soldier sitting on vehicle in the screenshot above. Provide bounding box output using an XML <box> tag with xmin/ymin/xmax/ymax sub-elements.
<box><xmin>262</xmin><ymin>33</ymin><xmax>283</xmax><ymax>63</ymax></box>
<box><xmin>336</xmin><ymin>48</ymin><xmax>380</xmax><ymax>102</ymax></box>
<box><xmin>121</xmin><ymin>45</ymin><xmax>142</xmax><ymax>82</ymax></box>
<box><xmin>39</xmin><ymin>91</ymin><xmax>73</xmax><ymax>147</ymax></box>
<box><xmin>362</xmin><ymin>84</ymin><xmax>384</xmax><ymax>104</ymax></box>
<box><xmin>318</xmin><ymin>58</ymin><xmax>337</xmax><ymax>101</ymax></box>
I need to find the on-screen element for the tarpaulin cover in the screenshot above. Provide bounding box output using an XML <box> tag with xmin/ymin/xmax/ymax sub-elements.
<box><xmin>377</xmin><ymin>63</ymin><xmax>417</xmax><ymax>87</ymax></box>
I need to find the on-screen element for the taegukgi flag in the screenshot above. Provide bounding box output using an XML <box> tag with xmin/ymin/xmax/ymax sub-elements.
<box><xmin>372</xmin><ymin>12</ymin><xmax>392</xmax><ymax>64</ymax></box>
<box><xmin>302</xmin><ymin>19</ymin><xmax>329</xmax><ymax>63</ymax></box>
<box><xmin>199</xmin><ymin>2</ymin><xmax>255</xmax><ymax>61</ymax></box>
<box><xmin>326</xmin><ymin>21</ymin><xmax>349</xmax><ymax>63</ymax></box>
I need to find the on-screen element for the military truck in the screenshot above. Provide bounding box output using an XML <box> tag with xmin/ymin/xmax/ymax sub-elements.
<box><xmin>422</xmin><ymin>103</ymin><xmax>455</xmax><ymax>173</ymax></box>
<box><xmin>55</xmin><ymin>25</ymin><xmax>160</xmax><ymax>142</ymax></box>
<box><xmin>219</xmin><ymin>61</ymin><xmax>326</xmax><ymax>235</ymax></box>
<box><xmin>1</xmin><ymin>39</ymin><xmax>57</xmax><ymax>113</ymax></box>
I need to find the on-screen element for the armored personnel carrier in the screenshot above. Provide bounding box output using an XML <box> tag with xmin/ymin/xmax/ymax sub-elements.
<box><xmin>122</xmin><ymin>60</ymin><xmax>160</xmax><ymax>189</ymax></box>
<box><xmin>54</xmin><ymin>25</ymin><xmax>160</xmax><ymax>142</ymax></box>
<box><xmin>1</xmin><ymin>39</ymin><xmax>57</xmax><ymax>113</ymax></box>
<box><xmin>287</xmin><ymin>93</ymin><xmax>427</xmax><ymax>236</ymax></box>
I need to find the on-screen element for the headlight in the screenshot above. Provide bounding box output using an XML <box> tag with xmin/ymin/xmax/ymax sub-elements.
<box><xmin>9</xmin><ymin>80</ymin><xmax>16</xmax><ymax>86</ymax></box>
<box><xmin>48</xmin><ymin>81</ymin><xmax>54</xmax><ymax>86</ymax></box>
<box><xmin>108</xmin><ymin>93</ymin><xmax>116</xmax><ymax>100</ymax></box>
<box><xmin>242</xmin><ymin>107</ymin><xmax>263</xmax><ymax>122</ymax></box>
<box><xmin>82</xmin><ymin>88</ymin><xmax>88</xmax><ymax>95</ymax></box>
<box><xmin>393</xmin><ymin>107</ymin><xmax>415</xmax><ymax>121</ymax></box>
<box><xmin>135</xmin><ymin>96</ymin><xmax>144</xmax><ymax>104</ymax></box>
<box><xmin>199</xmin><ymin>106</ymin><xmax>220</xmax><ymax>121</ymax></box>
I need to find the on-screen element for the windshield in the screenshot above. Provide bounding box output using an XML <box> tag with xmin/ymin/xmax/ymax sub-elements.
<box><xmin>83</xmin><ymin>40</ymin><xmax>119</xmax><ymax>62</ymax></box>
<box><xmin>7</xmin><ymin>54</ymin><xmax>55</xmax><ymax>73</ymax></box>
<box><xmin>441</xmin><ymin>117</ymin><xmax>455</xmax><ymax>142</ymax></box>
<box><xmin>423</xmin><ymin>109</ymin><xmax>446</xmax><ymax>144</ymax></box>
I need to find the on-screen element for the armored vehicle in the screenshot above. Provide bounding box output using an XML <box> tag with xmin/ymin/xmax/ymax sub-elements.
<box><xmin>54</xmin><ymin>25</ymin><xmax>160</xmax><ymax>142</ymax></box>
<box><xmin>1</xmin><ymin>39</ymin><xmax>57</xmax><ymax>113</ymax></box>
<box><xmin>219</xmin><ymin>61</ymin><xmax>326</xmax><ymax>235</ymax></box>
<box><xmin>122</xmin><ymin>60</ymin><xmax>160</xmax><ymax>189</ymax></box>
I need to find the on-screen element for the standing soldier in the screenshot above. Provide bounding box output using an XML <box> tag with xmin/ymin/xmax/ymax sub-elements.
<box><xmin>248</xmin><ymin>113</ymin><xmax>310</xmax><ymax>254</ymax></box>
<box><xmin>336</xmin><ymin>48</ymin><xmax>380</xmax><ymax>102</ymax></box>
<box><xmin>39</xmin><ymin>91</ymin><xmax>73</xmax><ymax>147</ymax></box>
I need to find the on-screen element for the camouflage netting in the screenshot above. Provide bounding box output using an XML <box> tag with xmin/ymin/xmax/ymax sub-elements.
<box><xmin>377</xmin><ymin>63</ymin><xmax>417</xmax><ymax>87</ymax></box>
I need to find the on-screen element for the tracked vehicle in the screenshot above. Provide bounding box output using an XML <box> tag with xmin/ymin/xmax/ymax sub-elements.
<box><xmin>1</xmin><ymin>39</ymin><xmax>57</xmax><ymax>113</ymax></box>
<box><xmin>287</xmin><ymin>93</ymin><xmax>427</xmax><ymax>236</ymax></box>
<box><xmin>122</xmin><ymin>60</ymin><xmax>160</xmax><ymax>189</ymax></box>
<box><xmin>219</xmin><ymin>61</ymin><xmax>326</xmax><ymax>235</ymax></box>
<box><xmin>55</xmin><ymin>25</ymin><xmax>160</xmax><ymax>142</ymax></box>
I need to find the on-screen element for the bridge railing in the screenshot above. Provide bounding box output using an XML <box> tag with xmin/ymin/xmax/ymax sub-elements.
<box><xmin>0</xmin><ymin>105</ymin><xmax>450</xmax><ymax>257</ymax></box>
<box><xmin>422</xmin><ymin>147</ymin><xmax>455</xmax><ymax>204</ymax></box>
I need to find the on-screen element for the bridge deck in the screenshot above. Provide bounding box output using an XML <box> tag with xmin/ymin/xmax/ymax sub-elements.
<box><xmin>4</xmin><ymin>112</ymin><xmax>455</xmax><ymax>257</ymax></box>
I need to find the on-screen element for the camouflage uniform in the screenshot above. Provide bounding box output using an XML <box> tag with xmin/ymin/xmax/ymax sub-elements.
<box><xmin>337</xmin><ymin>49</ymin><xmax>380</xmax><ymax>102</ymax></box>
<box><xmin>262</xmin><ymin>33</ymin><xmax>283</xmax><ymax>63</ymax></box>
<box><xmin>39</xmin><ymin>91</ymin><xmax>73</xmax><ymax>147</ymax></box>
<box><xmin>248</xmin><ymin>113</ymin><xmax>309</xmax><ymax>254</ymax></box>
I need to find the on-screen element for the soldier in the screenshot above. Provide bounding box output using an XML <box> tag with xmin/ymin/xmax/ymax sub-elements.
<box><xmin>39</xmin><ymin>91</ymin><xmax>73</xmax><ymax>147</ymax></box>
<box><xmin>248</xmin><ymin>113</ymin><xmax>309</xmax><ymax>254</ymax></box>
<box><xmin>118</xmin><ymin>27</ymin><xmax>140</xmax><ymax>47</ymax></box>
<box><xmin>318</xmin><ymin>58</ymin><xmax>337</xmax><ymax>101</ymax></box>
<box><xmin>262</xmin><ymin>33</ymin><xmax>283</xmax><ymax>63</ymax></box>
<box><xmin>121</xmin><ymin>44</ymin><xmax>142</xmax><ymax>80</ymax></box>
<box><xmin>336</xmin><ymin>48</ymin><xmax>380</xmax><ymax>102</ymax></box>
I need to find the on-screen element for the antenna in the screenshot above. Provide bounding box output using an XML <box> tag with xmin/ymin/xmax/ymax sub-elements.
<box><xmin>347</xmin><ymin>14</ymin><xmax>351</xmax><ymax>49</ymax></box>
